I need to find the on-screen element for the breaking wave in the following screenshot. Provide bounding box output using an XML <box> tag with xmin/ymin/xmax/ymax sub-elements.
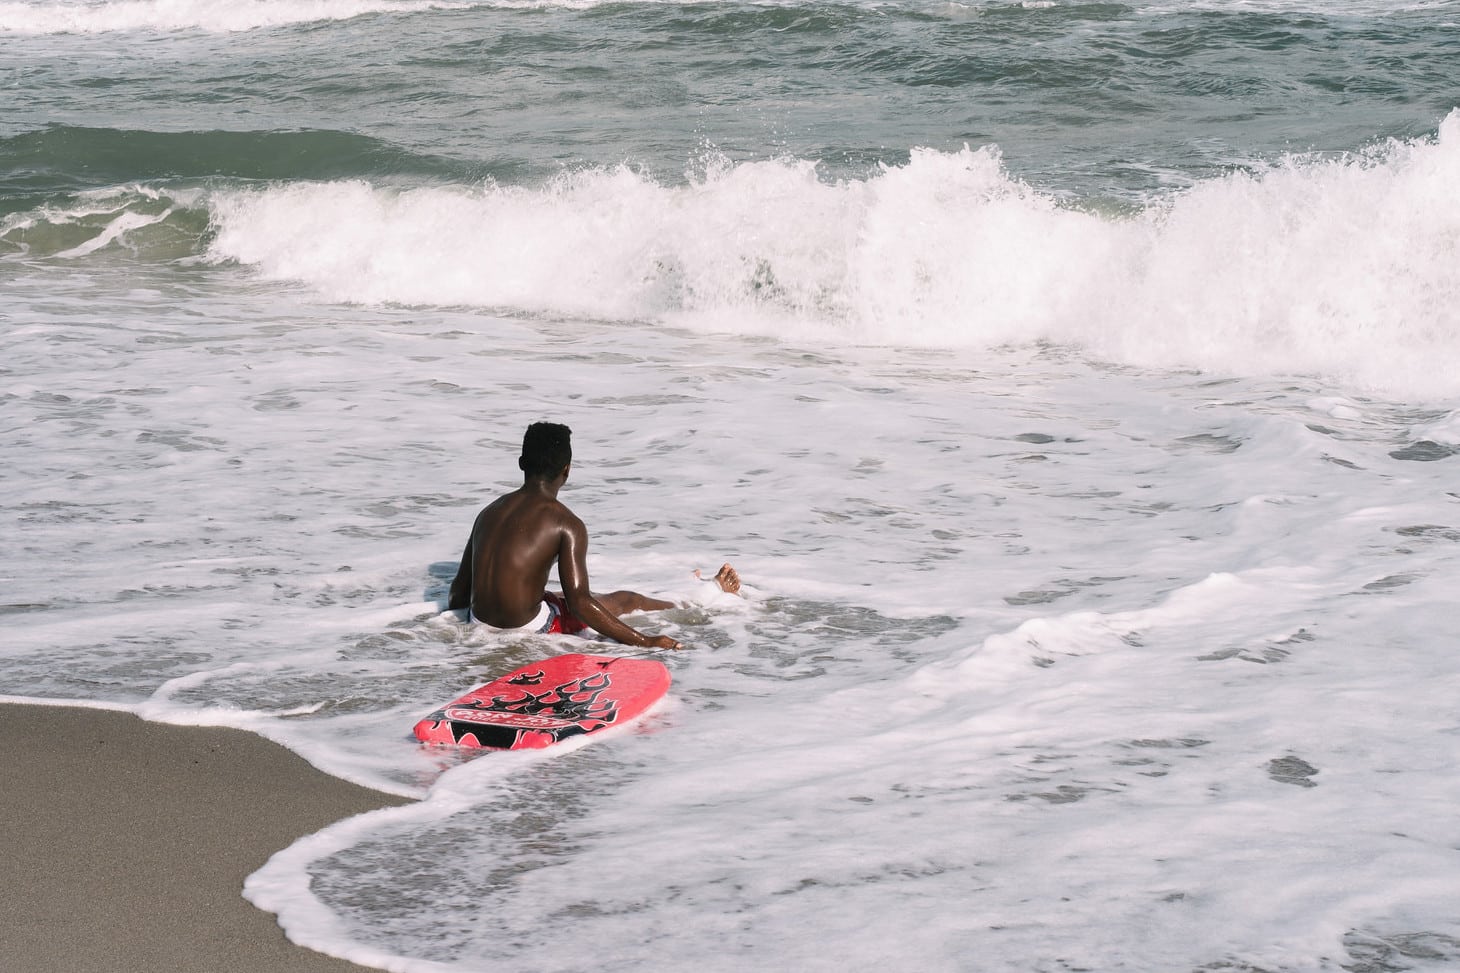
<box><xmin>204</xmin><ymin>113</ymin><xmax>1460</xmax><ymax>396</ymax></box>
<box><xmin>6</xmin><ymin>113</ymin><xmax>1458</xmax><ymax>397</ymax></box>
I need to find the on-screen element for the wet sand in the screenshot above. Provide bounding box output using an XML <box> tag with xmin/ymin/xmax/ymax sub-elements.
<box><xmin>0</xmin><ymin>703</ymin><xmax>411</xmax><ymax>973</ymax></box>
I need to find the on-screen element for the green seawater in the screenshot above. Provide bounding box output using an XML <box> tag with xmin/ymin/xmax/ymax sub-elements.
<box><xmin>4</xmin><ymin>0</ymin><xmax>1457</xmax><ymax>208</ymax></box>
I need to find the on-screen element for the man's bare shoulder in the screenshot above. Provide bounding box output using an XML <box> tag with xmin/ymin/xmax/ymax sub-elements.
<box><xmin>473</xmin><ymin>489</ymin><xmax>579</xmax><ymax>537</ymax></box>
<box><xmin>550</xmin><ymin>498</ymin><xmax>585</xmax><ymax>530</ymax></box>
<box><xmin>519</xmin><ymin>491</ymin><xmax>580</xmax><ymax>527</ymax></box>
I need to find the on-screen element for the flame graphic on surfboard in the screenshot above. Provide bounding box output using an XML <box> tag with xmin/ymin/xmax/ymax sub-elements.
<box><xmin>413</xmin><ymin>653</ymin><xmax>672</xmax><ymax>750</ymax></box>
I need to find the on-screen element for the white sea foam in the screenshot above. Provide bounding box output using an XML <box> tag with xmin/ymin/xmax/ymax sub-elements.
<box><xmin>0</xmin><ymin>0</ymin><xmax>476</xmax><ymax>34</ymax></box>
<box><xmin>6</xmin><ymin>251</ymin><xmax>1460</xmax><ymax>968</ymax></box>
<box><xmin>204</xmin><ymin>113</ymin><xmax>1460</xmax><ymax>398</ymax></box>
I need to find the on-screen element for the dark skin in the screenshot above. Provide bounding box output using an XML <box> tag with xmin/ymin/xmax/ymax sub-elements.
<box><xmin>448</xmin><ymin>463</ymin><xmax>684</xmax><ymax>650</ymax></box>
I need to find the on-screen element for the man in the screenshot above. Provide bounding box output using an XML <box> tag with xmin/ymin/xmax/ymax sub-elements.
<box><xmin>448</xmin><ymin>422</ymin><xmax>739</xmax><ymax>651</ymax></box>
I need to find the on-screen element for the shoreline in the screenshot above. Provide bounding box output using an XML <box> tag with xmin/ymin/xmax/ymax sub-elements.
<box><xmin>0</xmin><ymin>702</ymin><xmax>411</xmax><ymax>973</ymax></box>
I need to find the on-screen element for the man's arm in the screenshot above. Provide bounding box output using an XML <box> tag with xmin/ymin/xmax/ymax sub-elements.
<box><xmin>557</xmin><ymin>517</ymin><xmax>679</xmax><ymax>650</ymax></box>
<box><xmin>447</xmin><ymin>536</ymin><xmax>472</xmax><ymax>611</ymax></box>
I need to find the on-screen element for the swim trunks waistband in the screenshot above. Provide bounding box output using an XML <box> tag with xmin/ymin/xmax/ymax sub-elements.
<box><xmin>468</xmin><ymin>594</ymin><xmax>589</xmax><ymax>636</ymax></box>
<box><xmin>468</xmin><ymin>599</ymin><xmax>552</xmax><ymax>632</ymax></box>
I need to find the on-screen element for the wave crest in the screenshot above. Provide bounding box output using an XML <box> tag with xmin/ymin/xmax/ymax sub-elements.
<box><xmin>0</xmin><ymin>185</ymin><xmax>209</xmax><ymax>260</ymax></box>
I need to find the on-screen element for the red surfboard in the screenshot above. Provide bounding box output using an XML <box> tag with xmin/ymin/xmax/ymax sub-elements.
<box><xmin>413</xmin><ymin>653</ymin><xmax>672</xmax><ymax>750</ymax></box>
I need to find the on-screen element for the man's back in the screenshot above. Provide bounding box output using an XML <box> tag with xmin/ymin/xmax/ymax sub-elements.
<box><xmin>463</xmin><ymin>486</ymin><xmax>575</xmax><ymax>627</ymax></box>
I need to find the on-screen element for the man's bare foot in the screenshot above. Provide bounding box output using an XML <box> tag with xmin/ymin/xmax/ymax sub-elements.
<box><xmin>694</xmin><ymin>563</ymin><xmax>742</xmax><ymax>595</ymax></box>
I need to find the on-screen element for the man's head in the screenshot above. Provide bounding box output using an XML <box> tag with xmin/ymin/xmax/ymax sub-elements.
<box><xmin>520</xmin><ymin>422</ymin><xmax>572</xmax><ymax>480</ymax></box>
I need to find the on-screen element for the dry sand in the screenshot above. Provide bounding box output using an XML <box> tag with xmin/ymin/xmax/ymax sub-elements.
<box><xmin>0</xmin><ymin>702</ymin><xmax>411</xmax><ymax>973</ymax></box>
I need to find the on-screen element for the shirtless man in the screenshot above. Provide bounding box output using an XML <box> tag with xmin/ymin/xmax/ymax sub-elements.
<box><xmin>447</xmin><ymin>422</ymin><xmax>739</xmax><ymax>651</ymax></box>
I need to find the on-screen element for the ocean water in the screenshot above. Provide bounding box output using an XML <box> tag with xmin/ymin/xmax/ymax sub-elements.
<box><xmin>5</xmin><ymin>0</ymin><xmax>1460</xmax><ymax>969</ymax></box>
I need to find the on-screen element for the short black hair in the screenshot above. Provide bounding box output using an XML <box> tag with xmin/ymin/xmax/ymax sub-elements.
<box><xmin>519</xmin><ymin>422</ymin><xmax>572</xmax><ymax>479</ymax></box>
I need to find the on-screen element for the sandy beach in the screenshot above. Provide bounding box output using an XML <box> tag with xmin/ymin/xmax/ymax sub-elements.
<box><xmin>0</xmin><ymin>703</ymin><xmax>410</xmax><ymax>973</ymax></box>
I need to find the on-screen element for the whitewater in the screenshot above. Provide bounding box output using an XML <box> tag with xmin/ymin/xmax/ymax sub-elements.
<box><xmin>4</xmin><ymin>0</ymin><xmax>1460</xmax><ymax>969</ymax></box>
